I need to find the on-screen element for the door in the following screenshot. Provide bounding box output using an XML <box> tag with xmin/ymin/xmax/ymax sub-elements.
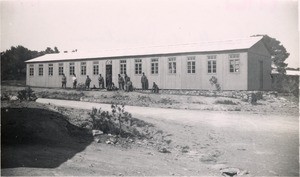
<box><xmin>106</xmin><ymin>64</ymin><xmax>112</xmax><ymax>87</ymax></box>
<box><xmin>259</xmin><ymin>61</ymin><xmax>263</xmax><ymax>90</ymax></box>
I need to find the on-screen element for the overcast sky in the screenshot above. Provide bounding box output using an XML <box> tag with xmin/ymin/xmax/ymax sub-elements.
<box><xmin>1</xmin><ymin>0</ymin><xmax>299</xmax><ymax>67</ymax></box>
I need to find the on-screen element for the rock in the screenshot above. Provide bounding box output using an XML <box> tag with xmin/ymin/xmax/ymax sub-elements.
<box><xmin>158</xmin><ymin>147</ymin><xmax>171</xmax><ymax>153</ymax></box>
<box><xmin>220</xmin><ymin>167</ymin><xmax>240</xmax><ymax>177</ymax></box>
<box><xmin>9</xmin><ymin>95</ymin><xmax>18</xmax><ymax>101</ymax></box>
<box><xmin>94</xmin><ymin>138</ymin><xmax>101</xmax><ymax>143</ymax></box>
<box><xmin>106</xmin><ymin>137</ymin><xmax>118</xmax><ymax>144</ymax></box>
<box><xmin>147</xmin><ymin>152</ymin><xmax>154</xmax><ymax>156</ymax></box>
<box><xmin>92</xmin><ymin>130</ymin><xmax>103</xmax><ymax>136</ymax></box>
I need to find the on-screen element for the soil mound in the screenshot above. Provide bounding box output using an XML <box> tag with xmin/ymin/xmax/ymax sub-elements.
<box><xmin>1</xmin><ymin>102</ymin><xmax>91</xmax><ymax>146</ymax></box>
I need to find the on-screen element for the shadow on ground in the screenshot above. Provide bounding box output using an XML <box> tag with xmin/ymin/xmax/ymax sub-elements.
<box><xmin>1</xmin><ymin>107</ymin><xmax>93</xmax><ymax>169</ymax></box>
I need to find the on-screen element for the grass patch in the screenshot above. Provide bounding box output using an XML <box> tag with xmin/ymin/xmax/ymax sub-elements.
<box><xmin>215</xmin><ymin>99</ymin><xmax>238</xmax><ymax>105</ymax></box>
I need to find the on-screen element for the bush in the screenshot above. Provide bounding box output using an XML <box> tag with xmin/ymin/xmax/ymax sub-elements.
<box><xmin>215</xmin><ymin>99</ymin><xmax>237</xmax><ymax>105</ymax></box>
<box><xmin>89</xmin><ymin>104</ymin><xmax>153</xmax><ymax>138</ymax></box>
<box><xmin>17</xmin><ymin>87</ymin><xmax>37</xmax><ymax>101</ymax></box>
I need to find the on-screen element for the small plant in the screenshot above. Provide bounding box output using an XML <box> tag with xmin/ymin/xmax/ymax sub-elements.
<box><xmin>1</xmin><ymin>93</ymin><xmax>10</xmax><ymax>101</ymax></box>
<box><xmin>215</xmin><ymin>99</ymin><xmax>237</xmax><ymax>105</ymax></box>
<box><xmin>89</xmin><ymin>104</ymin><xmax>153</xmax><ymax>138</ymax></box>
<box><xmin>209</xmin><ymin>76</ymin><xmax>221</xmax><ymax>91</ymax></box>
<box><xmin>17</xmin><ymin>87</ymin><xmax>37</xmax><ymax>101</ymax></box>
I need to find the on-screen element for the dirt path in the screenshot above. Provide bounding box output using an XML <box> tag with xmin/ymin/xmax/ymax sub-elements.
<box><xmin>22</xmin><ymin>98</ymin><xmax>299</xmax><ymax>176</ymax></box>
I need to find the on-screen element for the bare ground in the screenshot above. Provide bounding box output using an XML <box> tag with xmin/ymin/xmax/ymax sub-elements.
<box><xmin>1</xmin><ymin>86</ymin><xmax>299</xmax><ymax>176</ymax></box>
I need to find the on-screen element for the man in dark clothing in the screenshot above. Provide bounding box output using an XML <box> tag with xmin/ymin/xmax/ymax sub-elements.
<box><xmin>98</xmin><ymin>74</ymin><xmax>104</xmax><ymax>89</ymax></box>
<box><xmin>141</xmin><ymin>72</ymin><xmax>147</xmax><ymax>90</ymax></box>
<box><xmin>62</xmin><ymin>73</ymin><xmax>67</xmax><ymax>88</ymax></box>
<box><xmin>126</xmin><ymin>77</ymin><xmax>133</xmax><ymax>92</ymax></box>
<box><xmin>152</xmin><ymin>82</ymin><xmax>159</xmax><ymax>93</ymax></box>
<box><xmin>118</xmin><ymin>74</ymin><xmax>124</xmax><ymax>90</ymax></box>
<box><xmin>124</xmin><ymin>73</ymin><xmax>129</xmax><ymax>91</ymax></box>
<box><xmin>106</xmin><ymin>74</ymin><xmax>112</xmax><ymax>90</ymax></box>
<box><xmin>85</xmin><ymin>75</ymin><xmax>91</xmax><ymax>89</ymax></box>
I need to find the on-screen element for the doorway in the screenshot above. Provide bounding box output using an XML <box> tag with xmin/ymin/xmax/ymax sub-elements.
<box><xmin>106</xmin><ymin>64</ymin><xmax>112</xmax><ymax>87</ymax></box>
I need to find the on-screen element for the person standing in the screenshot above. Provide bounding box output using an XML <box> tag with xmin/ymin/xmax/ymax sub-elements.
<box><xmin>98</xmin><ymin>74</ymin><xmax>104</xmax><ymax>89</ymax></box>
<box><xmin>141</xmin><ymin>72</ymin><xmax>147</xmax><ymax>90</ymax></box>
<box><xmin>124</xmin><ymin>73</ymin><xmax>129</xmax><ymax>91</ymax></box>
<box><xmin>72</xmin><ymin>74</ymin><xmax>77</xmax><ymax>89</ymax></box>
<box><xmin>106</xmin><ymin>73</ymin><xmax>112</xmax><ymax>90</ymax></box>
<box><xmin>126</xmin><ymin>77</ymin><xmax>133</xmax><ymax>92</ymax></box>
<box><xmin>118</xmin><ymin>74</ymin><xmax>124</xmax><ymax>90</ymax></box>
<box><xmin>85</xmin><ymin>75</ymin><xmax>91</xmax><ymax>89</ymax></box>
<box><xmin>62</xmin><ymin>73</ymin><xmax>67</xmax><ymax>89</ymax></box>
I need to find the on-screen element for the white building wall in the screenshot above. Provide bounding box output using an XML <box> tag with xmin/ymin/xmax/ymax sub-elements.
<box><xmin>26</xmin><ymin>51</ymin><xmax>250</xmax><ymax>90</ymax></box>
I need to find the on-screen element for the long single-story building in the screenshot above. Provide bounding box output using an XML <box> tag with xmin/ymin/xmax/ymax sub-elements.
<box><xmin>25</xmin><ymin>36</ymin><xmax>271</xmax><ymax>90</ymax></box>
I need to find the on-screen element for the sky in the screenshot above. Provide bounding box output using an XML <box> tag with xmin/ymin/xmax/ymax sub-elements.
<box><xmin>1</xmin><ymin>0</ymin><xmax>299</xmax><ymax>68</ymax></box>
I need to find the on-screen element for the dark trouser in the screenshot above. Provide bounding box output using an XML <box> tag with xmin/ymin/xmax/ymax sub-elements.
<box><xmin>73</xmin><ymin>81</ymin><xmax>77</xmax><ymax>89</ymax></box>
<box><xmin>142</xmin><ymin>82</ymin><xmax>147</xmax><ymax>90</ymax></box>
<box><xmin>118</xmin><ymin>82</ymin><xmax>123</xmax><ymax>90</ymax></box>
<box><xmin>99</xmin><ymin>82</ymin><xmax>104</xmax><ymax>89</ymax></box>
<box><xmin>62</xmin><ymin>82</ymin><xmax>66</xmax><ymax>88</ymax></box>
<box><xmin>86</xmin><ymin>83</ymin><xmax>90</xmax><ymax>89</ymax></box>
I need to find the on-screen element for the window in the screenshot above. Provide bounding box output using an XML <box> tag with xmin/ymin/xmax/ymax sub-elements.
<box><xmin>120</xmin><ymin>60</ymin><xmax>127</xmax><ymax>74</ymax></box>
<box><xmin>135</xmin><ymin>59</ymin><xmax>142</xmax><ymax>74</ymax></box>
<box><xmin>168</xmin><ymin>57</ymin><xmax>176</xmax><ymax>74</ymax></box>
<box><xmin>93</xmin><ymin>61</ymin><xmax>99</xmax><ymax>75</ymax></box>
<box><xmin>81</xmin><ymin>62</ymin><xmax>86</xmax><ymax>75</ymax></box>
<box><xmin>58</xmin><ymin>63</ymin><xmax>64</xmax><ymax>75</ymax></box>
<box><xmin>151</xmin><ymin>58</ymin><xmax>159</xmax><ymax>74</ymax></box>
<box><xmin>29</xmin><ymin>64</ymin><xmax>34</xmax><ymax>76</ymax></box>
<box><xmin>38</xmin><ymin>64</ymin><xmax>43</xmax><ymax>76</ymax></box>
<box><xmin>48</xmin><ymin>64</ymin><xmax>53</xmax><ymax>76</ymax></box>
<box><xmin>229</xmin><ymin>54</ymin><xmax>240</xmax><ymax>73</ymax></box>
<box><xmin>187</xmin><ymin>56</ymin><xmax>196</xmax><ymax>74</ymax></box>
<box><xmin>69</xmin><ymin>62</ymin><xmax>75</xmax><ymax>75</ymax></box>
<box><xmin>207</xmin><ymin>55</ymin><xmax>217</xmax><ymax>74</ymax></box>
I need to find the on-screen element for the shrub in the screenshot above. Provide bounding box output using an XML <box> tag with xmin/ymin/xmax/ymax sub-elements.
<box><xmin>89</xmin><ymin>104</ymin><xmax>153</xmax><ymax>138</ymax></box>
<box><xmin>1</xmin><ymin>93</ymin><xmax>10</xmax><ymax>101</ymax></box>
<box><xmin>209</xmin><ymin>76</ymin><xmax>221</xmax><ymax>91</ymax></box>
<box><xmin>215</xmin><ymin>99</ymin><xmax>237</xmax><ymax>105</ymax></box>
<box><xmin>17</xmin><ymin>87</ymin><xmax>37</xmax><ymax>101</ymax></box>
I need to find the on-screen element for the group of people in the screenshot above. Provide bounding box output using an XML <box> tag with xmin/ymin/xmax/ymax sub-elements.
<box><xmin>61</xmin><ymin>73</ymin><xmax>91</xmax><ymax>89</ymax></box>
<box><xmin>61</xmin><ymin>72</ymin><xmax>159</xmax><ymax>93</ymax></box>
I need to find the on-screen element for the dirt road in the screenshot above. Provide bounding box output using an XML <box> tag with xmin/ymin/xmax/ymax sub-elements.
<box><xmin>20</xmin><ymin>98</ymin><xmax>298</xmax><ymax>176</ymax></box>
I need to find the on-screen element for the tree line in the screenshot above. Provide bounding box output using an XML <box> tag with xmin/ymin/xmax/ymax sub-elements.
<box><xmin>1</xmin><ymin>46</ymin><xmax>59</xmax><ymax>80</ymax></box>
<box><xmin>0</xmin><ymin>35</ymin><xmax>291</xmax><ymax>81</ymax></box>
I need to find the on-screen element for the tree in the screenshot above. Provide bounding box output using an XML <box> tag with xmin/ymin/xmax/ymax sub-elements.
<box><xmin>251</xmin><ymin>34</ymin><xmax>289</xmax><ymax>74</ymax></box>
<box><xmin>1</xmin><ymin>45</ymin><xmax>60</xmax><ymax>80</ymax></box>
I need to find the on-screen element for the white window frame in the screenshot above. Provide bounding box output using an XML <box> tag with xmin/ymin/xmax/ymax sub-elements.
<box><xmin>120</xmin><ymin>60</ymin><xmax>127</xmax><ymax>74</ymax></box>
<box><xmin>207</xmin><ymin>55</ymin><xmax>217</xmax><ymax>74</ymax></box>
<box><xmin>29</xmin><ymin>64</ymin><xmax>34</xmax><ymax>76</ymax></box>
<box><xmin>151</xmin><ymin>58</ymin><xmax>159</xmax><ymax>74</ymax></box>
<box><xmin>48</xmin><ymin>64</ymin><xmax>53</xmax><ymax>76</ymax></box>
<box><xmin>187</xmin><ymin>56</ymin><xmax>196</xmax><ymax>74</ymax></box>
<box><xmin>93</xmin><ymin>61</ymin><xmax>99</xmax><ymax>75</ymax></box>
<box><xmin>135</xmin><ymin>59</ymin><xmax>142</xmax><ymax>75</ymax></box>
<box><xmin>229</xmin><ymin>54</ymin><xmax>240</xmax><ymax>73</ymax></box>
<box><xmin>69</xmin><ymin>62</ymin><xmax>75</xmax><ymax>76</ymax></box>
<box><xmin>58</xmin><ymin>63</ymin><xmax>64</xmax><ymax>76</ymax></box>
<box><xmin>81</xmin><ymin>62</ymin><xmax>87</xmax><ymax>75</ymax></box>
<box><xmin>38</xmin><ymin>64</ymin><xmax>43</xmax><ymax>76</ymax></box>
<box><xmin>168</xmin><ymin>57</ymin><xmax>176</xmax><ymax>74</ymax></box>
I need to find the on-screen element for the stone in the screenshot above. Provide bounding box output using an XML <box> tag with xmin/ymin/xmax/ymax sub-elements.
<box><xmin>158</xmin><ymin>147</ymin><xmax>171</xmax><ymax>153</ymax></box>
<box><xmin>92</xmin><ymin>130</ymin><xmax>103</xmax><ymax>136</ymax></box>
<box><xmin>220</xmin><ymin>167</ymin><xmax>240</xmax><ymax>177</ymax></box>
